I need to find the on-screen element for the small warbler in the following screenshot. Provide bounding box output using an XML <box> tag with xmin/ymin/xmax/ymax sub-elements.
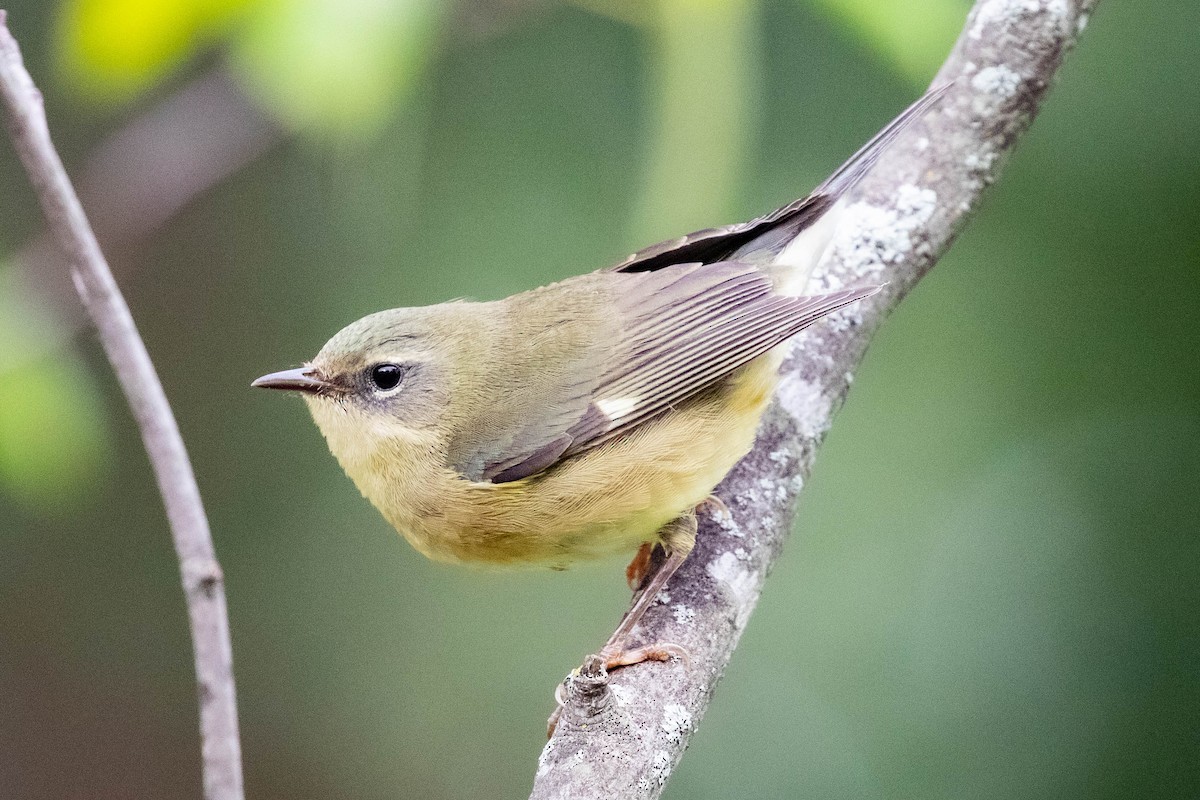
<box><xmin>254</xmin><ymin>86</ymin><xmax>944</xmax><ymax>668</ymax></box>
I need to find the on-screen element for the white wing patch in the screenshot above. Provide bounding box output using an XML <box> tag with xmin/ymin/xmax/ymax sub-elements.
<box><xmin>596</xmin><ymin>396</ymin><xmax>640</xmax><ymax>421</ymax></box>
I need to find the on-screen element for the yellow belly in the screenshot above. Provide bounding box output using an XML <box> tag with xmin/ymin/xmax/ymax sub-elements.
<box><xmin>381</xmin><ymin>352</ymin><xmax>782</xmax><ymax>568</ymax></box>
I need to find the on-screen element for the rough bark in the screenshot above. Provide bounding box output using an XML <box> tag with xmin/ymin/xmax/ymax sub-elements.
<box><xmin>531</xmin><ymin>1</ymin><xmax>1098</xmax><ymax>797</ymax></box>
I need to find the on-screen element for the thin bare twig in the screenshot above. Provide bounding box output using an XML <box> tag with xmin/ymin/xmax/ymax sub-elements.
<box><xmin>0</xmin><ymin>13</ymin><xmax>244</xmax><ymax>800</ymax></box>
<box><xmin>532</xmin><ymin>0</ymin><xmax>1099</xmax><ymax>797</ymax></box>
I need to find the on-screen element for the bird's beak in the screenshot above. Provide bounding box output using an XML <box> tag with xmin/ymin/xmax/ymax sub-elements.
<box><xmin>251</xmin><ymin>367</ymin><xmax>331</xmax><ymax>395</ymax></box>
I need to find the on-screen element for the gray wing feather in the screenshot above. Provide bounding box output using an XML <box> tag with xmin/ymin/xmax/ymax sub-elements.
<box><xmin>468</xmin><ymin>86</ymin><xmax>948</xmax><ymax>482</ymax></box>
<box><xmin>482</xmin><ymin>261</ymin><xmax>877</xmax><ymax>482</ymax></box>
<box><xmin>559</xmin><ymin>272</ymin><xmax>877</xmax><ymax>456</ymax></box>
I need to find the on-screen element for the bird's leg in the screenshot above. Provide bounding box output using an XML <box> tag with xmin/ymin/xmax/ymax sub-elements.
<box><xmin>548</xmin><ymin>513</ymin><xmax>696</xmax><ymax>736</ymax></box>
<box><xmin>625</xmin><ymin>541</ymin><xmax>655</xmax><ymax>591</ymax></box>
<box><xmin>598</xmin><ymin>510</ymin><xmax>696</xmax><ymax>669</ymax></box>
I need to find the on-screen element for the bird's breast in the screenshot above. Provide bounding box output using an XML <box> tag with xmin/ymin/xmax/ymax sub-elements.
<box><xmin>363</xmin><ymin>354</ymin><xmax>781</xmax><ymax>568</ymax></box>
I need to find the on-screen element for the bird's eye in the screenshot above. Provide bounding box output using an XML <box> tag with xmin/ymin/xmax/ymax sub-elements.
<box><xmin>369</xmin><ymin>364</ymin><xmax>405</xmax><ymax>392</ymax></box>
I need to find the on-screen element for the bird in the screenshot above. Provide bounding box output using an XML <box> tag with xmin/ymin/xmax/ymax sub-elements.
<box><xmin>253</xmin><ymin>85</ymin><xmax>946</xmax><ymax>670</ymax></box>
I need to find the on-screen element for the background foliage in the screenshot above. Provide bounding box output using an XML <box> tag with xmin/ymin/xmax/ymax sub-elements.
<box><xmin>2</xmin><ymin>0</ymin><xmax>1197</xmax><ymax>797</ymax></box>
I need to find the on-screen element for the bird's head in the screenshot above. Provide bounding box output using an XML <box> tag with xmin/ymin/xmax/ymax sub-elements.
<box><xmin>253</xmin><ymin>306</ymin><xmax>459</xmax><ymax>466</ymax></box>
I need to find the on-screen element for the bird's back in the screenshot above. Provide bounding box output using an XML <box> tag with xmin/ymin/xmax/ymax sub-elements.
<box><xmin>380</xmin><ymin>263</ymin><xmax>852</xmax><ymax>566</ymax></box>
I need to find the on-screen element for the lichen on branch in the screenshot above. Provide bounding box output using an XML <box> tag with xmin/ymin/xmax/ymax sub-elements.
<box><xmin>530</xmin><ymin>1</ymin><xmax>1098</xmax><ymax>798</ymax></box>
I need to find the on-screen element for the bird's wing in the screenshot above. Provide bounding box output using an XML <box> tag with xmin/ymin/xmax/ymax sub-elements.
<box><xmin>605</xmin><ymin>84</ymin><xmax>948</xmax><ymax>273</ymax></box>
<box><xmin>459</xmin><ymin>85</ymin><xmax>951</xmax><ymax>483</ymax></box>
<box><xmin>479</xmin><ymin>261</ymin><xmax>876</xmax><ymax>483</ymax></box>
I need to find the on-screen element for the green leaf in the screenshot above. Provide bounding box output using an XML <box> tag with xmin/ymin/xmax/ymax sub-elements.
<box><xmin>806</xmin><ymin>0</ymin><xmax>968</xmax><ymax>84</ymax></box>
<box><xmin>630</xmin><ymin>0</ymin><xmax>759</xmax><ymax>243</ymax></box>
<box><xmin>0</xmin><ymin>356</ymin><xmax>110</xmax><ymax>513</ymax></box>
<box><xmin>229</xmin><ymin>0</ymin><xmax>445</xmax><ymax>138</ymax></box>
<box><xmin>0</xmin><ymin>271</ymin><xmax>109</xmax><ymax>513</ymax></box>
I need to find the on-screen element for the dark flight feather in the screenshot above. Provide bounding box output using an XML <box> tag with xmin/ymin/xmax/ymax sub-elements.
<box><xmin>606</xmin><ymin>84</ymin><xmax>949</xmax><ymax>274</ymax></box>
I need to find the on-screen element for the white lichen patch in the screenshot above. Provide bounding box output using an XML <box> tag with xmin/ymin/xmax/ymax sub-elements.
<box><xmin>973</xmin><ymin>65</ymin><xmax>1021</xmax><ymax>97</ymax></box>
<box><xmin>895</xmin><ymin>183</ymin><xmax>939</xmax><ymax>223</ymax></box>
<box><xmin>655</xmin><ymin>589</ymin><xmax>671</xmax><ymax>605</ymax></box>
<box><xmin>733</xmin><ymin>547</ymin><xmax>749</xmax><ymax>561</ymax></box>
<box><xmin>672</xmin><ymin>603</ymin><xmax>696</xmax><ymax>625</ymax></box>
<box><xmin>706</xmin><ymin>551</ymin><xmax>760</xmax><ymax>629</ymax></box>
<box><xmin>1046</xmin><ymin>0</ymin><xmax>1070</xmax><ymax>20</ymax></box>
<box><xmin>964</xmin><ymin>150</ymin><xmax>999</xmax><ymax>172</ymax></box>
<box><xmin>639</xmin><ymin>750</ymin><xmax>671</xmax><ymax>789</ymax></box>
<box><xmin>536</xmin><ymin>740</ymin><xmax>556</xmax><ymax>777</ymax></box>
<box><xmin>774</xmin><ymin>372</ymin><xmax>833</xmax><ymax>438</ymax></box>
<box><xmin>707</xmin><ymin>502</ymin><xmax>740</xmax><ymax>536</ymax></box>
<box><xmin>963</xmin><ymin>148</ymin><xmax>1001</xmax><ymax>191</ymax></box>
<box><xmin>759</xmin><ymin>476</ymin><xmax>788</xmax><ymax>504</ymax></box>
<box><xmin>822</xmin><ymin>184</ymin><xmax>938</xmax><ymax>294</ymax></box>
<box><xmin>969</xmin><ymin>0</ymin><xmax>1063</xmax><ymax>40</ymax></box>
<box><xmin>660</xmin><ymin>703</ymin><xmax>693</xmax><ymax>744</ymax></box>
<box><xmin>964</xmin><ymin>65</ymin><xmax>1022</xmax><ymax>115</ymax></box>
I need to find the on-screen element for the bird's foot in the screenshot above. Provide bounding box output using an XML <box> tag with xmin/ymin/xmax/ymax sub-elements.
<box><xmin>598</xmin><ymin>641</ymin><xmax>689</xmax><ymax>670</ymax></box>
<box><xmin>546</xmin><ymin>645</ymin><xmax>689</xmax><ymax>737</ymax></box>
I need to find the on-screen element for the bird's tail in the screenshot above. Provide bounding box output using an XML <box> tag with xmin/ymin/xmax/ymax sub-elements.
<box><xmin>606</xmin><ymin>84</ymin><xmax>949</xmax><ymax>284</ymax></box>
<box><xmin>733</xmin><ymin>83</ymin><xmax>951</xmax><ymax>294</ymax></box>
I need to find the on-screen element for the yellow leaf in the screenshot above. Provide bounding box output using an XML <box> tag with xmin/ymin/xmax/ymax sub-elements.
<box><xmin>57</xmin><ymin>0</ymin><xmax>260</xmax><ymax>100</ymax></box>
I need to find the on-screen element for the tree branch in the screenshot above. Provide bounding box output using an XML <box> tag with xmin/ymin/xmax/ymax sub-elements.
<box><xmin>531</xmin><ymin>0</ymin><xmax>1098</xmax><ymax>797</ymax></box>
<box><xmin>0</xmin><ymin>14</ymin><xmax>244</xmax><ymax>800</ymax></box>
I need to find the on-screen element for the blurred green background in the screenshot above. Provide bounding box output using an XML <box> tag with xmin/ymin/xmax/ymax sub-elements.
<box><xmin>2</xmin><ymin>0</ymin><xmax>1197</xmax><ymax>797</ymax></box>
